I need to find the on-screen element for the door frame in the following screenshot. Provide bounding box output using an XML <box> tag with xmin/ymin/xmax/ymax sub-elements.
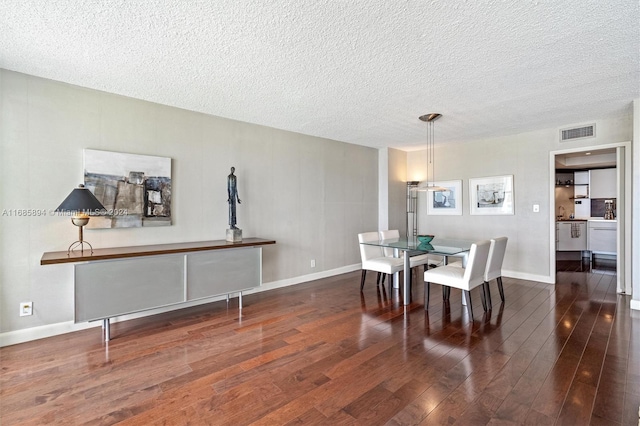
<box><xmin>549</xmin><ymin>141</ymin><xmax>632</xmax><ymax>294</ymax></box>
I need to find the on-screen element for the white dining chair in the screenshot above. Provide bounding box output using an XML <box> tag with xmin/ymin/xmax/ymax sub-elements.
<box><xmin>358</xmin><ymin>232</ymin><xmax>404</xmax><ymax>291</ymax></box>
<box><xmin>423</xmin><ymin>239</ymin><xmax>491</xmax><ymax>319</ymax></box>
<box><xmin>483</xmin><ymin>237</ymin><xmax>508</xmax><ymax>309</ymax></box>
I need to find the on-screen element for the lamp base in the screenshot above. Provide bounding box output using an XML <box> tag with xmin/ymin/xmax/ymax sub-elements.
<box><xmin>68</xmin><ymin>221</ymin><xmax>93</xmax><ymax>255</ymax></box>
<box><xmin>68</xmin><ymin>240</ymin><xmax>93</xmax><ymax>255</ymax></box>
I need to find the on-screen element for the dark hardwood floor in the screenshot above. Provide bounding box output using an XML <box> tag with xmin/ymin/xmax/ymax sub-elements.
<box><xmin>1</xmin><ymin>265</ymin><xmax>638</xmax><ymax>425</ymax></box>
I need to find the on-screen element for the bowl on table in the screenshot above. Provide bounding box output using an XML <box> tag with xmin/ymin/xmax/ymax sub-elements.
<box><xmin>417</xmin><ymin>242</ymin><xmax>434</xmax><ymax>251</ymax></box>
<box><xmin>417</xmin><ymin>234</ymin><xmax>434</xmax><ymax>244</ymax></box>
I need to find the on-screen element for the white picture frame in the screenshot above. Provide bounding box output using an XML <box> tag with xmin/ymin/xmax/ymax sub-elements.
<box><xmin>469</xmin><ymin>175</ymin><xmax>514</xmax><ymax>215</ymax></box>
<box><xmin>427</xmin><ymin>180</ymin><xmax>463</xmax><ymax>215</ymax></box>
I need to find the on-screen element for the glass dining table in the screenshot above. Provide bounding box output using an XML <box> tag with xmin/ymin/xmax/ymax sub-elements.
<box><xmin>360</xmin><ymin>237</ymin><xmax>473</xmax><ymax>305</ymax></box>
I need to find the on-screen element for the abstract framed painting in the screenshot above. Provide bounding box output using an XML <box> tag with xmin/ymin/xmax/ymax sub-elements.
<box><xmin>83</xmin><ymin>149</ymin><xmax>172</xmax><ymax>228</ymax></box>
<box><xmin>426</xmin><ymin>180</ymin><xmax>462</xmax><ymax>215</ymax></box>
<box><xmin>469</xmin><ymin>175</ymin><xmax>514</xmax><ymax>215</ymax></box>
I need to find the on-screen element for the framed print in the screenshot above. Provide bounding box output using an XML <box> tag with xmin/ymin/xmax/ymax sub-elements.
<box><xmin>469</xmin><ymin>175</ymin><xmax>514</xmax><ymax>215</ymax></box>
<box><xmin>427</xmin><ymin>180</ymin><xmax>462</xmax><ymax>215</ymax></box>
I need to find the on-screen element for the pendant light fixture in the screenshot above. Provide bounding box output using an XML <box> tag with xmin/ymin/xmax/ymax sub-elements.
<box><xmin>418</xmin><ymin>113</ymin><xmax>447</xmax><ymax>191</ymax></box>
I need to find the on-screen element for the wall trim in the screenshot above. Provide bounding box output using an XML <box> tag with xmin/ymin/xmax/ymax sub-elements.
<box><xmin>549</xmin><ymin>141</ymin><xmax>633</xmax><ymax>296</ymax></box>
<box><xmin>631</xmin><ymin>299</ymin><xmax>640</xmax><ymax>311</ymax></box>
<box><xmin>503</xmin><ymin>269</ymin><xmax>555</xmax><ymax>284</ymax></box>
<box><xmin>0</xmin><ymin>264</ymin><xmax>361</xmax><ymax>347</ymax></box>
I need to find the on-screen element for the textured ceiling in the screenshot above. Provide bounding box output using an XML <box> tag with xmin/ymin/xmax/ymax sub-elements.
<box><xmin>1</xmin><ymin>0</ymin><xmax>638</xmax><ymax>150</ymax></box>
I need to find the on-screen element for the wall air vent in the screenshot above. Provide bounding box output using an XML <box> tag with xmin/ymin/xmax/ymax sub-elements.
<box><xmin>560</xmin><ymin>124</ymin><xmax>595</xmax><ymax>142</ymax></box>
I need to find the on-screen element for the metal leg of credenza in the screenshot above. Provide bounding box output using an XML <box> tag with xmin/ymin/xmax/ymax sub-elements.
<box><xmin>238</xmin><ymin>291</ymin><xmax>243</xmax><ymax>309</ymax></box>
<box><xmin>103</xmin><ymin>318</ymin><xmax>110</xmax><ymax>342</ymax></box>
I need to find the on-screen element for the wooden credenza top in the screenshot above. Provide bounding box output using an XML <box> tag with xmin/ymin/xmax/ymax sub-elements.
<box><xmin>41</xmin><ymin>238</ymin><xmax>276</xmax><ymax>265</ymax></box>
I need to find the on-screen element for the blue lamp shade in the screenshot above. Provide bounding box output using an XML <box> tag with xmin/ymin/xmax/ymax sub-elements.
<box><xmin>55</xmin><ymin>184</ymin><xmax>105</xmax><ymax>213</ymax></box>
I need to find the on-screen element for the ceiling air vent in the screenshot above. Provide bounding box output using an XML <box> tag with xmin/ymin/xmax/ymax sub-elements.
<box><xmin>560</xmin><ymin>124</ymin><xmax>595</xmax><ymax>142</ymax></box>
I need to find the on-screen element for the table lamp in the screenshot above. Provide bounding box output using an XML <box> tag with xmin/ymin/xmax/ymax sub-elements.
<box><xmin>55</xmin><ymin>184</ymin><xmax>106</xmax><ymax>254</ymax></box>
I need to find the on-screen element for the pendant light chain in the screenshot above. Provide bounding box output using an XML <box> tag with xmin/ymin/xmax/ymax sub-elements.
<box><xmin>419</xmin><ymin>113</ymin><xmax>442</xmax><ymax>189</ymax></box>
<box><xmin>430</xmin><ymin>119</ymin><xmax>435</xmax><ymax>186</ymax></box>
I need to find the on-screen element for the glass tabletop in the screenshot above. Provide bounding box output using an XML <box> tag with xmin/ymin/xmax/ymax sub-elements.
<box><xmin>361</xmin><ymin>237</ymin><xmax>472</xmax><ymax>255</ymax></box>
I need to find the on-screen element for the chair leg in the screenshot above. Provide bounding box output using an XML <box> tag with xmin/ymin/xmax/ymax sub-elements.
<box><xmin>360</xmin><ymin>270</ymin><xmax>367</xmax><ymax>291</ymax></box>
<box><xmin>463</xmin><ymin>290</ymin><xmax>474</xmax><ymax>319</ymax></box>
<box><xmin>497</xmin><ymin>277</ymin><xmax>505</xmax><ymax>302</ymax></box>
<box><xmin>381</xmin><ymin>273</ymin><xmax>386</xmax><ymax>285</ymax></box>
<box><xmin>442</xmin><ymin>286</ymin><xmax>451</xmax><ymax>300</ymax></box>
<box><xmin>484</xmin><ymin>282</ymin><xmax>492</xmax><ymax>310</ymax></box>
<box><xmin>388</xmin><ymin>274</ymin><xmax>393</xmax><ymax>294</ymax></box>
<box><xmin>479</xmin><ymin>284</ymin><xmax>487</xmax><ymax>312</ymax></box>
<box><xmin>424</xmin><ymin>282</ymin><xmax>431</xmax><ymax>310</ymax></box>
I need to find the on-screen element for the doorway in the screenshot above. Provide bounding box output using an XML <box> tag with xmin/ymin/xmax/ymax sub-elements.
<box><xmin>550</xmin><ymin>143</ymin><xmax>631</xmax><ymax>294</ymax></box>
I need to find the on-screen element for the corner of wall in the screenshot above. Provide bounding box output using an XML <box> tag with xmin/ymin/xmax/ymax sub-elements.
<box><xmin>631</xmin><ymin>98</ymin><xmax>640</xmax><ymax>309</ymax></box>
<box><xmin>378</xmin><ymin>148</ymin><xmax>389</xmax><ymax>231</ymax></box>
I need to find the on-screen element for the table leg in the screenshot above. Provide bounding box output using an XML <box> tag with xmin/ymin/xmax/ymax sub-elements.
<box><xmin>393</xmin><ymin>248</ymin><xmax>401</xmax><ymax>289</ymax></box>
<box><xmin>403</xmin><ymin>250</ymin><xmax>410</xmax><ymax>305</ymax></box>
<box><xmin>460</xmin><ymin>253</ymin><xmax>469</xmax><ymax>305</ymax></box>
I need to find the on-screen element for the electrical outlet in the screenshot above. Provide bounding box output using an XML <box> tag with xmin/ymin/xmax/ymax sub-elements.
<box><xmin>533</xmin><ymin>204</ymin><xmax>540</xmax><ymax>213</ymax></box>
<box><xmin>310</xmin><ymin>259</ymin><xmax>316</xmax><ymax>268</ymax></box>
<box><xmin>20</xmin><ymin>302</ymin><xmax>33</xmax><ymax>316</ymax></box>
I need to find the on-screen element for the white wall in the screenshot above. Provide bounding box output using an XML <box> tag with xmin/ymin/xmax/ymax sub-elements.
<box><xmin>387</xmin><ymin>148</ymin><xmax>407</xmax><ymax>235</ymax></box>
<box><xmin>378</xmin><ymin>148</ymin><xmax>389</xmax><ymax>230</ymax></box>
<box><xmin>377</xmin><ymin>147</ymin><xmax>407</xmax><ymax>234</ymax></box>
<box><xmin>0</xmin><ymin>69</ymin><xmax>379</xmax><ymax>338</ymax></box>
<box><xmin>407</xmin><ymin>115</ymin><xmax>633</xmax><ymax>282</ymax></box>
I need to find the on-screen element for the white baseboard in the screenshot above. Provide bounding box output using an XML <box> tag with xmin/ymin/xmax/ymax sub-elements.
<box><xmin>503</xmin><ymin>269</ymin><xmax>555</xmax><ymax>284</ymax></box>
<box><xmin>244</xmin><ymin>264</ymin><xmax>360</xmax><ymax>294</ymax></box>
<box><xmin>0</xmin><ymin>264</ymin><xmax>361</xmax><ymax>347</ymax></box>
<box><xmin>0</xmin><ymin>320</ymin><xmax>99</xmax><ymax>347</ymax></box>
<box><xmin>631</xmin><ymin>299</ymin><xmax>640</xmax><ymax>311</ymax></box>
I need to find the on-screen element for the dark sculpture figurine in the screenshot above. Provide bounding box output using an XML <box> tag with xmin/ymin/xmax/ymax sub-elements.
<box><xmin>227</xmin><ymin>167</ymin><xmax>241</xmax><ymax>229</ymax></box>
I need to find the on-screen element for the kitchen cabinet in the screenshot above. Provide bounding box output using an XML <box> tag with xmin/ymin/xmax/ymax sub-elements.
<box><xmin>588</xmin><ymin>220</ymin><xmax>616</xmax><ymax>254</ymax></box>
<box><xmin>556</xmin><ymin>221</ymin><xmax>587</xmax><ymax>251</ymax></box>
<box><xmin>573</xmin><ymin>171</ymin><xmax>589</xmax><ymax>198</ymax></box>
<box><xmin>554</xmin><ymin>171</ymin><xmax>589</xmax><ymax>198</ymax></box>
<box><xmin>589</xmin><ymin>168</ymin><xmax>616</xmax><ymax>198</ymax></box>
<box><xmin>574</xmin><ymin>171</ymin><xmax>589</xmax><ymax>185</ymax></box>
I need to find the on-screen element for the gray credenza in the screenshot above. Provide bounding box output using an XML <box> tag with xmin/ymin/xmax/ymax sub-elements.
<box><xmin>41</xmin><ymin>238</ymin><xmax>276</xmax><ymax>341</ymax></box>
